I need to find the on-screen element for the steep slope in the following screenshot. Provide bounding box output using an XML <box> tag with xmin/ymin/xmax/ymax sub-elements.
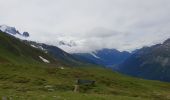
<box><xmin>117</xmin><ymin>38</ymin><xmax>170</xmax><ymax>82</ymax></box>
<box><xmin>73</xmin><ymin>49</ymin><xmax>131</xmax><ymax>67</ymax></box>
<box><xmin>27</xmin><ymin>41</ymin><xmax>89</xmax><ymax>66</ymax></box>
<box><xmin>0</xmin><ymin>30</ymin><xmax>61</xmax><ymax>65</ymax></box>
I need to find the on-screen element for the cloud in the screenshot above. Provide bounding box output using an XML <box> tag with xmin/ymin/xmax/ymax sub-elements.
<box><xmin>0</xmin><ymin>0</ymin><xmax>170</xmax><ymax>53</ymax></box>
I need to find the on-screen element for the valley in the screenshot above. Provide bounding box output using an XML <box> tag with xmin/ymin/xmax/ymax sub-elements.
<box><xmin>0</xmin><ymin>28</ymin><xmax>170</xmax><ymax>100</ymax></box>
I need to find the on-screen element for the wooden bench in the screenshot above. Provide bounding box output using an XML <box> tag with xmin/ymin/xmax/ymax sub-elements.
<box><xmin>74</xmin><ymin>79</ymin><xmax>95</xmax><ymax>92</ymax></box>
<box><xmin>77</xmin><ymin>79</ymin><xmax>95</xmax><ymax>85</ymax></box>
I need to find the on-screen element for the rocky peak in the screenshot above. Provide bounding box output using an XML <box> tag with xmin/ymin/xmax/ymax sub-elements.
<box><xmin>0</xmin><ymin>25</ymin><xmax>29</xmax><ymax>38</ymax></box>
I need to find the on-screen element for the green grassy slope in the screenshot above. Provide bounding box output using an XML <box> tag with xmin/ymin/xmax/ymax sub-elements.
<box><xmin>1</xmin><ymin>31</ymin><xmax>170</xmax><ymax>100</ymax></box>
<box><xmin>0</xmin><ymin>64</ymin><xmax>170</xmax><ymax>100</ymax></box>
<box><xmin>0</xmin><ymin>31</ymin><xmax>63</xmax><ymax>66</ymax></box>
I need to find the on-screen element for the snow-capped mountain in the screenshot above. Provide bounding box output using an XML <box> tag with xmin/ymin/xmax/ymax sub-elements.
<box><xmin>0</xmin><ymin>25</ymin><xmax>29</xmax><ymax>38</ymax></box>
<box><xmin>57</xmin><ymin>40</ymin><xmax>77</xmax><ymax>47</ymax></box>
<box><xmin>0</xmin><ymin>25</ymin><xmax>78</xmax><ymax>48</ymax></box>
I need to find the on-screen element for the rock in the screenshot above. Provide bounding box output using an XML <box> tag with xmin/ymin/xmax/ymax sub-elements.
<box><xmin>22</xmin><ymin>32</ymin><xmax>29</xmax><ymax>37</ymax></box>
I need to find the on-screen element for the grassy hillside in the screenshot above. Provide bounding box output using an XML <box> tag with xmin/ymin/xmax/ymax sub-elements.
<box><xmin>1</xmin><ymin>31</ymin><xmax>170</xmax><ymax>100</ymax></box>
<box><xmin>1</xmin><ymin>64</ymin><xmax>170</xmax><ymax>100</ymax></box>
<box><xmin>0</xmin><ymin>31</ymin><xmax>63</xmax><ymax>66</ymax></box>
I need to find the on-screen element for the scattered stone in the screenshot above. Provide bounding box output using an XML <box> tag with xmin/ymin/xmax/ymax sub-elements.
<box><xmin>44</xmin><ymin>85</ymin><xmax>53</xmax><ymax>88</ymax></box>
<box><xmin>48</xmin><ymin>88</ymin><xmax>55</xmax><ymax>91</ymax></box>
<box><xmin>60</xmin><ymin>67</ymin><xmax>64</xmax><ymax>69</ymax></box>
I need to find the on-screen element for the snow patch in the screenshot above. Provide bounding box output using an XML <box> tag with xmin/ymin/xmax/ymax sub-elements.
<box><xmin>39</xmin><ymin>46</ymin><xmax>45</xmax><ymax>51</ymax></box>
<box><xmin>13</xmin><ymin>33</ymin><xmax>28</xmax><ymax>40</ymax></box>
<box><xmin>30</xmin><ymin>44</ymin><xmax>47</xmax><ymax>53</ymax></box>
<box><xmin>39</xmin><ymin>56</ymin><xmax>50</xmax><ymax>63</ymax></box>
<box><xmin>90</xmin><ymin>53</ymin><xmax>100</xmax><ymax>59</ymax></box>
<box><xmin>31</xmin><ymin>44</ymin><xmax>38</xmax><ymax>48</ymax></box>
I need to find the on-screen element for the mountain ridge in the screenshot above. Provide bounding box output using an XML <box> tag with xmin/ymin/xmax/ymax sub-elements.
<box><xmin>117</xmin><ymin>38</ymin><xmax>170</xmax><ymax>82</ymax></box>
<box><xmin>26</xmin><ymin>41</ymin><xmax>92</xmax><ymax>66</ymax></box>
<box><xmin>73</xmin><ymin>48</ymin><xmax>131</xmax><ymax>67</ymax></box>
<box><xmin>0</xmin><ymin>25</ymin><xmax>30</xmax><ymax>38</ymax></box>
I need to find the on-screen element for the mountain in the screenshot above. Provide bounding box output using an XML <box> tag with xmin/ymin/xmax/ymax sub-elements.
<box><xmin>73</xmin><ymin>49</ymin><xmax>131</xmax><ymax>67</ymax></box>
<box><xmin>27</xmin><ymin>41</ymin><xmax>89</xmax><ymax>66</ymax></box>
<box><xmin>0</xmin><ymin>30</ymin><xmax>62</xmax><ymax>66</ymax></box>
<box><xmin>57</xmin><ymin>40</ymin><xmax>77</xmax><ymax>47</ymax></box>
<box><xmin>117</xmin><ymin>38</ymin><xmax>170</xmax><ymax>82</ymax></box>
<box><xmin>0</xmin><ymin>25</ymin><xmax>29</xmax><ymax>38</ymax></box>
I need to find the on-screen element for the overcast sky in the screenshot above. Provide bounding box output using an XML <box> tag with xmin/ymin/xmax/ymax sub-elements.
<box><xmin>1</xmin><ymin>0</ymin><xmax>170</xmax><ymax>53</ymax></box>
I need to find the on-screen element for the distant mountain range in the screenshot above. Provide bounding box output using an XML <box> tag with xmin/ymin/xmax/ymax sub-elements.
<box><xmin>26</xmin><ymin>42</ymin><xmax>131</xmax><ymax>67</ymax></box>
<box><xmin>117</xmin><ymin>38</ymin><xmax>170</xmax><ymax>82</ymax></box>
<box><xmin>3</xmin><ymin>24</ymin><xmax>170</xmax><ymax>82</ymax></box>
<box><xmin>0</xmin><ymin>25</ymin><xmax>130</xmax><ymax>67</ymax></box>
<box><xmin>0</xmin><ymin>25</ymin><xmax>77</xmax><ymax>48</ymax></box>
<box><xmin>73</xmin><ymin>49</ymin><xmax>131</xmax><ymax>67</ymax></box>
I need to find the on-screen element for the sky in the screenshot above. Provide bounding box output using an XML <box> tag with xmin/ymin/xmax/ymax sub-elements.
<box><xmin>1</xmin><ymin>0</ymin><xmax>170</xmax><ymax>53</ymax></box>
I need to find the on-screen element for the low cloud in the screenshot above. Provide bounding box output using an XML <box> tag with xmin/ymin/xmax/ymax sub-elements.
<box><xmin>1</xmin><ymin>0</ymin><xmax>170</xmax><ymax>53</ymax></box>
